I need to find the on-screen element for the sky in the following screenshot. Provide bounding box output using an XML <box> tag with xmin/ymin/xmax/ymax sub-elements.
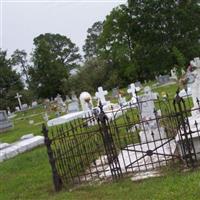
<box><xmin>0</xmin><ymin>0</ymin><xmax>126</xmax><ymax>57</ymax></box>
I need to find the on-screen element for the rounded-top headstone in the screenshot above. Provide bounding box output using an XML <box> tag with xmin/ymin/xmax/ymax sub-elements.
<box><xmin>79</xmin><ymin>92</ymin><xmax>93</xmax><ymax>111</ymax></box>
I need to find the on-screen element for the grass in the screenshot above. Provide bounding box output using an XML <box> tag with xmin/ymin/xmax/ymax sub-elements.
<box><xmin>1</xmin><ymin>82</ymin><xmax>200</xmax><ymax>200</ymax></box>
<box><xmin>1</xmin><ymin>147</ymin><xmax>200</xmax><ymax>200</ymax></box>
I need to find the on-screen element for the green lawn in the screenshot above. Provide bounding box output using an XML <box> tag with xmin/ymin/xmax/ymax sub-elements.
<box><xmin>1</xmin><ymin>147</ymin><xmax>200</xmax><ymax>200</ymax></box>
<box><xmin>1</xmin><ymin>82</ymin><xmax>200</xmax><ymax>200</ymax></box>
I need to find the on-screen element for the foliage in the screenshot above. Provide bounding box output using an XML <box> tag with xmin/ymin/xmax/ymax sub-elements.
<box><xmin>172</xmin><ymin>46</ymin><xmax>186</xmax><ymax>77</ymax></box>
<box><xmin>0</xmin><ymin>49</ymin><xmax>24</xmax><ymax>111</ymax></box>
<box><xmin>29</xmin><ymin>33</ymin><xmax>81</xmax><ymax>98</ymax></box>
<box><xmin>80</xmin><ymin>0</ymin><xmax>200</xmax><ymax>86</ymax></box>
<box><xmin>83</xmin><ymin>21</ymin><xmax>103</xmax><ymax>60</ymax></box>
<box><xmin>11</xmin><ymin>49</ymin><xmax>30</xmax><ymax>83</ymax></box>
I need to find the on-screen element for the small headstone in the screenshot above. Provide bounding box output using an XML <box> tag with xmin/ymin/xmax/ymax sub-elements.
<box><xmin>65</xmin><ymin>95</ymin><xmax>72</xmax><ymax>103</ymax></box>
<box><xmin>170</xmin><ymin>68</ymin><xmax>178</xmax><ymax>80</ymax></box>
<box><xmin>118</xmin><ymin>94</ymin><xmax>127</xmax><ymax>106</ymax></box>
<box><xmin>157</xmin><ymin>75</ymin><xmax>170</xmax><ymax>85</ymax></box>
<box><xmin>127</xmin><ymin>83</ymin><xmax>137</xmax><ymax>104</ymax></box>
<box><xmin>7</xmin><ymin>107</ymin><xmax>11</xmax><ymax>116</ymax></box>
<box><xmin>0</xmin><ymin>110</ymin><xmax>13</xmax><ymax>133</ymax></box>
<box><xmin>112</xmin><ymin>88</ymin><xmax>119</xmax><ymax>98</ymax></box>
<box><xmin>31</xmin><ymin>101</ymin><xmax>38</xmax><ymax>107</ymax></box>
<box><xmin>15</xmin><ymin>106</ymin><xmax>20</xmax><ymax>112</ymax></box>
<box><xmin>55</xmin><ymin>94</ymin><xmax>66</xmax><ymax>112</ymax></box>
<box><xmin>134</xmin><ymin>81</ymin><xmax>142</xmax><ymax>90</ymax></box>
<box><xmin>68</xmin><ymin>101</ymin><xmax>80</xmax><ymax>113</ymax></box>
<box><xmin>22</xmin><ymin>104</ymin><xmax>28</xmax><ymax>110</ymax></box>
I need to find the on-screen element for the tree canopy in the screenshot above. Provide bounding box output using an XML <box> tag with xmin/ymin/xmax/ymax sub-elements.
<box><xmin>0</xmin><ymin>49</ymin><xmax>24</xmax><ymax>110</ymax></box>
<box><xmin>29</xmin><ymin>33</ymin><xmax>81</xmax><ymax>98</ymax></box>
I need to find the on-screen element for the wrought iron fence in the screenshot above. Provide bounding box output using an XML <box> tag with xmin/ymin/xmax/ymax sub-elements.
<box><xmin>43</xmin><ymin>92</ymin><xmax>200</xmax><ymax>191</ymax></box>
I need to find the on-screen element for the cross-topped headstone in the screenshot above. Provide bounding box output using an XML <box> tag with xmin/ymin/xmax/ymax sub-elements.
<box><xmin>95</xmin><ymin>87</ymin><xmax>109</xmax><ymax>105</ymax></box>
<box><xmin>139</xmin><ymin>86</ymin><xmax>158</xmax><ymax>120</ymax></box>
<box><xmin>15</xmin><ymin>93</ymin><xmax>22</xmax><ymax>110</ymax></box>
<box><xmin>127</xmin><ymin>83</ymin><xmax>137</xmax><ymax>103</ymax></box>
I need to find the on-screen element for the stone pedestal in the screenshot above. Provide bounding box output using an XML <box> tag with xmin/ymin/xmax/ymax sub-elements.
<box><xmin>139</xmin><ymin>123</ymin><xmax>166</xmax><ymax>143</ymax></box>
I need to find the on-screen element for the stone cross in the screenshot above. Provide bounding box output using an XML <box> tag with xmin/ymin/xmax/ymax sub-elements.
<box><xmin>95</xmin><ymin>87</ymin><xmax>108</xmax><ymax>105</ymax></box>
<box><xmin>127</xmin><ymin>83</ymin><xmax>137</xmax><ymax>103</ymax></box>
<box><xmin>15</xmin><ymin>93</ymin><xmax>22</xmax><ymax>110</ymax></box>
<box><xmin>139</xmin><ymin>86</ymin><xmax>157</xmax><ymax>120</ymax></box>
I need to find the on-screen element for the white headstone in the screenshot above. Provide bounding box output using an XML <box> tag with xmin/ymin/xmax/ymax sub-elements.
<box><xmin>95</xmin><ymin>87</ymin><xmax>110</xmax><ymax>105</ymax></box>
<box><xmin>170</xmin><ymin>67</ymin><xmax>178</xmax><ymax>80</ymax></box>
<box><xmin>139</xmin><ymin>86</ymin><xmax>157</xmax><ymax>120</ymax></box>
<box><xmin>68</xmin><ymin>101</ymin><xmax>80</xmax><ymax>113</ymax></box>
<box><xmin>118</xmin><ymin>94</ymin><xmax>127</xmax><ymax>106</ymax></box>
<box><xmin>79</xmin><ymin>92</ymin><xmax>93</xmax><ymax>111</ymax></box>
<box><xmin>22</xmin><ymin>104</ymin><xmax>28</xmax><ymax>110</ymax></box>
<box><xmin>138</xmin><ymin>86</ymin><xmax>165</xmax><ymax>143</ymax></box>
<box><xmin>127</xmin><ymin>83</ymin><xmax>137</xmax><ymax>104</ymax></box>
<box><xmin>31</xmin><ymin>101</ymin><xmax>38</xmax><ymax>107</ymax></box>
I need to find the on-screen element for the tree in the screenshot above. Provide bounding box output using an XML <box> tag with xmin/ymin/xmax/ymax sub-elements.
<box><xmin>11</xmin><ymin>49</ymin><xmax>30</xmax><ymax>83</ymax></box>
<box><xmin>29</xmin><ymin>33</ymin><xmax>81</xmax><ymax>98</ymax></box>
<box><xmin>83</xmin><ymin>21</ymin><xmax>103</xmax><ymax>60</ymax></box>
<box><xmin>97</xmin><ymin>1</ymin><xmax>200</xmax><ymax>82</ymax></box>
<box><xmin>0</xmin><ymin>49</ymin><xmax>23</xmax><ymax>111</ymax></box>
<box><xmin>98</xmin><ymin>5</ymin><xmax>138</xmax><ymax>84</ymax></box>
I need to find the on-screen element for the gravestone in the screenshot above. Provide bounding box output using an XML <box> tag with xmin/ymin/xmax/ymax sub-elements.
<box><xmin>127</xmin><ymin>83</ymin><xmax>137</xmax><ymax>104</ymax></box>
<box><xmin>15</xmin><ymin>93</ymin><xmax>22</xmax><ymax>110</ymax></box>
<box><xmin>118</xmin><ymin>94</ymin><xmax>127</xmax><ymax>106</ymax></box>
<box><xmin>170</xmin><ymin>67</ymin><xmax>178</xmax><ymax>80</ymax></box>
<box><xmin>31</xmin><ymin>101</ymin><xmax>38</xmax><ymax>108</ymax></box>
<box><xmin>190</xmin><ymin>57</ymin><xmax>200</xmax><ymax>114</ymax></box>
<box><xmin>112</xmin><ymin>88</ymin><xmax>119</xmax><ymax>98</ymax></box>
<box><xmin>68</xmin><ymin>98</ymin><xmax>80</xmax><ymax>113</ymax></box>
<box><xmin>176</xmin><ymin>58</ymin><xmax>200</xmax><ymax>160</ymax></box>
<box><xmin>65</xmin><ymin>95</ymin><xmax>72</xmax><ymax>104</ymax></box>
<box><xmin>0</xmin><ymin>110</ymin><xmax>13</xmax><ymax>133</ymax></box>
<box><xmin>55</xmin><ymin>94</ymin><xmax>66</xmax><ymax>112</ymax></box>
<box><xmin>0</xmin><ymin>134</ymin><xmax>44</xmax><ymax>162</ymax></box>
<box><xmin>15</xmin><ymin>106</ymin><xmax>20</xmax><ymax>112</ymax></box>
<box><xmin>95</xmin><ymin>87</ymin><xmax>110</xmax><ymax>105</ymax></box>
<box><xmin>138</xmin><ymin>87</ymin><xmax>166</xmax><ymax>143</ymax></box>
<box><xmin>157</xmin><ymin>75</ymin><xmax>170</xmax><ymax>85</ymax></box>
<box><xmin>134</xmin><ymin>81</ymin><xmax>142</xmax><ymax>90</ymax></box>
<box><xmin>79</xmin><ymin>92</ymin><xmax>93</xmax><ymax>111</ymax></box>
<box><xmin>139</xmin><ymin>87</ymin><xmax>157</xmax><ymax>120</ymax></box>
<box><xmin>21</xmin><ymin>104</ymin><xmax>28</xmax><ymax>110</ymax></box>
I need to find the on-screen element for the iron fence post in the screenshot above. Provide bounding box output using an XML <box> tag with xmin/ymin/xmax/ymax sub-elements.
<box><xmin>42</xmin><ymin>124</ymin><xmax>63</xmax><ymax>191</ymax></box>
<box><xmin>173</xmin><ymin>91</ymin><xmax>197</xmax><ymax>167</ymax></box>
<box><xmin>97</xmin><ymin>102</ymin><xmax>122</xmax><ymax>180</ymax></box>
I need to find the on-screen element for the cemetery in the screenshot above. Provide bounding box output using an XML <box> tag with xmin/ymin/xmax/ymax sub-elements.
<box><xmin>1</xmin><ymin>1</ymin><xmax>200</xmax><ymax>199</ymax></box>
<box><xmin>1</xmin><ymin>57</ymin><xmax>200</xmax><ymax>199</ymax></box>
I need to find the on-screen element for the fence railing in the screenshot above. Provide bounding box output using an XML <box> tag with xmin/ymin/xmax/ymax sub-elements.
<box><xmin>43</xmin><ymin>92</ymin><xmax>200</xmax><ymax>191</ymax></box>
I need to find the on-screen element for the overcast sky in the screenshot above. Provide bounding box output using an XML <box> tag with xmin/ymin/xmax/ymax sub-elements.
<box><xmin>1</xmin><ymin>0</ymin><xmax>126</xmax><ymax>57</ymax></box>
